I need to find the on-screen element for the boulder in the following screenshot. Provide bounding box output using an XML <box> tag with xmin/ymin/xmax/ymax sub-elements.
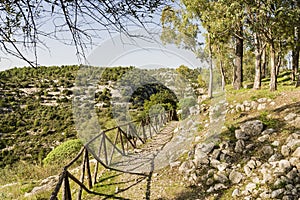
<box><xmin>229</xmin><ymin>170</ymin><xmax>243</xmax><ymax>184</ymax></box>
<box><xmin>240</xmin><ymin>120</ymin><xmax>264</xmax><ymax>136</ymax></box>
<box><xmin>234</xmin><ymin>140</ymin><xmax>245</xmax><ymax>153</ymax></box>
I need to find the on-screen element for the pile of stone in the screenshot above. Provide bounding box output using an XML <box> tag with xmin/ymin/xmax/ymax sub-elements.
<box><xmin>227</xmin><ymin>98</ymin><xmax>276</xmax><ymax>114</ymax></box>
<box><xmin>178</xmin><ymin>119</ymin><xmax>300</xmax><ymax>199</ymax></box>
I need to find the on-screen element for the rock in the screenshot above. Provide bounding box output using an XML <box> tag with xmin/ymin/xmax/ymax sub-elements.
<box><xmin>216</xmin><ymin>162</ymin><xmax>228</xmax><ymax>172</ymax></box>
<box><xmin>284</xmin><ymin>113</ymin><xmax>297</xmax><ymax>121</ymax></box>
<box><xmin>286</xmin><ymin>168</ymin><xmax>298</xmax><ymax>180</ymax></box>
<box><xmin>25</xmin><ymin>175</ymin><xmax>58</xmax><ymax>197</ymax></box>
<box><xmin>259</xmin><ymin>191</ymin><xmax>271</xmax><ymax>199</ymax></box>
<box><xmin>198</xmin><ymin>142</ymin><xmax>215</xmax><ymax>153</ymax></box>
<box><xmin>289</xmin><ymin>157</ymin><xmax>299</xmax><ymax>166</ymax></box>
<box><xmin>262</xmin><ymin>128</ymin><xmax>276</xmax><ymax>135</ymax></box>
<box><xmin>292</xmin><ymin>147</ymin><xmax>300</xmax><ymax>158</ymax></box>
<box><xmin>257</xmin><ymin>134</ymin><xmax>270</xmax><ymax>142</ymax></box>
<box><xmin>235</xmin><ymin>140</ymin><xmax>245</xmax><ymax>153</ymax></box>
<box><xmin>179</xmin><ymin>161</ymin><xmax>195</xmax><ymax>174</ymax></box>
<box><xmin>232</xmin><ymin>188</ymin><xmax>240</xmax><ymax>197</ymax></box>
<box><xmin>251</xmin><ymin>101</ymin><xmax>258</xmax><ymax>110</ymax></box>
<box><xmin>282</xmin><ymin>195</ymin><xmax>294</xmax><ymax>200</ymax></box>
<box><xmin>243</xmin><ymin>100</ymin><xmax>251</xmax><ymax>107</ymax></box>
<box><xmin>278</xmin><ymin>159</ymin><xmax>291</xmax><ymax>172</ymax></box>
<box><xmin>214</xmin><ymin>183</ymin><xmax>227</xmax><ymax>191</ymax></box>
<box><xmin>194</xmin><ymin>150</ymin><xmax>209</xmax><ymax>165</ymax></box>
<box><xmin>257</xmin><ymin>103</ymin><xmax>266</xmax><ymax>110</ymax></box>
<box><xmin>236</xmin><ymin>103</ymin><xmax>245</xmax><ymax>112</ymax></box>
<box><xmin>229</xmin><ymin>170</ymin><xmax>243</xmax><ymax>184</ymax></box>
<box><xmin>207</xmin><ymin>186</ymin><xmax>214</xmax><ymax>193</ymax></box>
<box><xmin>170</xmin><ymin>161</ymin><xmax>181</xmax><ymax>168</ymax></box>
<box><xmin>272</xmin><ymin>140</ymin><xmax>280</xmax><ymax>146</ymax></box>
<box><xmin>268</xmin><ymin>153</ymin><xmax>283</xmax><ymax>162</ymax></box>
<box><xmin>281</xmin><ymin>145</ymin><xmax>291</xmax><ymax>157</ymax></box>
<box><xmin>235</xmin><ymin>129</ymin><xmax>249</xmax><ymax>140</ymax></box>
<box><xmin>211</xmin><ymin>149</ymin><xmax>221</xmax><ymax>160</ymax></box>
<box><xmin>257</xmin><ymin>98</ymin><xmax>267</xmax><ymax>103</ymax></box>
<box><xmin>247</xmin><ymin>160</ymin><xmax>256</xmax><ymax>169</ymax></box>
<box><xmin>213</xmin><ymin>171</ymin><xmax>228</xmax><ymax>183</ymax></box>
<box><xmin>240</xmin><ymin>120</ymin><xmax>264</xmax><ymax>136</ymax></box>
<box><xmin>206</xmin><ymin>178</ymin><xmax>214</xmax><ymax>186</ymax></box>
<box><xmin>210</xmin><ymin>159</ymin><xmax>221</xmax><ymax>169</ymax></box>
<box><xmin>262</xmin><ymin>145</ymin><xmax>274</xmax><ymax>155</ymax></box>
<box><xmin>244</xmin><ymin>165</ymin><xmax>252</xmax><ymax>177</ymax></box>
<box><xmin>245</xmin><ymin>183</ymin><xmax>256</xmax><ymax>193</ymax></box>
<box><xmin>271</xmin><ymin>188</ymin><xmax>284</xmax><ymax>198</ymax></box>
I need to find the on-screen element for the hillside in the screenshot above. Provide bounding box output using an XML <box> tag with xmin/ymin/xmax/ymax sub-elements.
<box><xmin>0</xmin><ymin>66</ymin><xmax>300</xmax><ymax>200</ymax></box>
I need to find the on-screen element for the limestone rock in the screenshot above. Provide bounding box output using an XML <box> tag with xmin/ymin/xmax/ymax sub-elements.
<box><xmin>229</xmin><ymin>170</ymin><xmax>243</xmax><ymax>184</ymax></box>
<box><xmin>240</xmin><ymin>120</ymin><xmax>264</xmax><ymax>136</ymax></box>
<box><xmin>292</xmin><ymin>147</ymin><xmax>300</xmax><ymax>158</ymax></box>
<box><xmin>235</xmin><ymin>129</ymin><xmax>249</xmax><ymax>140</ymax></box>
<box><xmin>232</xmin><ymin>188</ymin><xmax>240</xmax><ymax>197</ymax></box>
<box><xmin>281</xmin><ymin>145</ymin><xmax>290</xmax><ymax>157</ymax></box>
<box><xmin>245</xmin><ymin>183</ymin><xmax>256</xmax><ymax>194</ymax></box>
<box><xmin>284</xmin><ymin>113</ymin><xmax>297</xmax><ymax>121</ymax></box>
<box><xmin>235</xmin><ymin>140</ymin><xmax>245</xmax><ymax>153</ymax></box>
<box><xmin>271</xmin><ymin>188</ymin><xmax>284</xmax><ymax>198</ymax></box>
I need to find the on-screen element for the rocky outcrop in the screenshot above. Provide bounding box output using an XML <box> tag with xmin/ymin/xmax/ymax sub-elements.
<box><xmin>227</xmin><ymin>98</ymin><xmax>276</xmax><ymax>114</ymax></box>
<box><xmin>178</xmin><ymin>119</ymin><xmax>300</xmax><ymax>199</ymax></box>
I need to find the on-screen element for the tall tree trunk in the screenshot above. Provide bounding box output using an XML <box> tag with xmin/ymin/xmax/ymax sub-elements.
<box><xmin>253</xmin><ymin>33</ymin><xmax>262</xmax><ymax>90</ymax></box>
<box><xmin>292</xmin><ymin>26</ymin><xmax>299</xmax><ymax>81</ymax></box>
<box><xmin>220</xmin><ymin>60</ymin><xmax>226</xmax><ymax>91</ymax></box>
<box><xmin>270</xmin><ymin>43</ymin><xmax>277</xmax><ymax>91</ymax></box>
<box><xmin>292</xmin><ymin>49</ymin><xmax>299</xmax><ymax>81</ymax></box>
<box><xmin>233</xmin><ymin>34</ymin><xmax>243</xmax><ymax>90</ymax></box>
<box><xmin>208</xmin><ymin>33</ymin><xmax>213</xmax><ymax>98</ymax></box>
<box><xmin>261</xmin><ymin>47</ymin><xmax>267</xmax><ymax>79</ymax></box>
<box><xmin>253</xmin><ymin>52</ymin><xmax>262</xmax><ymax>90</ymax></box>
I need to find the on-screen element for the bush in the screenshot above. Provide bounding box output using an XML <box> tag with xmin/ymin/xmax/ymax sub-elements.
<box><xmin>43</xmin><ymin>139</ymin><xmax>82</xmax><ymax>166</ymax></box>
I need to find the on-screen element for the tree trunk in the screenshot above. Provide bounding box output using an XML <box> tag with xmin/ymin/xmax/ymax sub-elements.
<box><xmin>219</xmin><ymin>60</ymin><xmax>226</xmax><ymax>91</ymax></box>
<box><xmin>233</xmin><ymin>35</ymin><xmax>243</xmax><ymax>90</ymax></box>
<box><xmin>270</xmin><ymin>43</ymin><xmax>277</xmax><ymax>91</ymax></box>
<box><xmin>208</xmin><ymin>33</ymin><xmax>213</xmax><ymax>98</ymax></box>
<box><xmin>253</xmin><ymin>51</ymin><xmax>262</xmax><ymax>90</ymax></box>
<box><xmin>261</xmin><ymin>47</ymin><xmax>267</xmax><ymax>79</ymax></box>
<box><xmin>253</xmin><ymin>33</ymin><xmax>262</xmax><ymax>90</ymax></box>
<box><xmin>292</xmin><ymin>26</ymin><xmax>299</xmax><ymax>81</ymax></box>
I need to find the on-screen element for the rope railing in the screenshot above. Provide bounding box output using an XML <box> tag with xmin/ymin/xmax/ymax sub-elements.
<box><xmin>49</xmin><ymin>110</ymin><xmax>175</xmax><ymax>200</ymax></box>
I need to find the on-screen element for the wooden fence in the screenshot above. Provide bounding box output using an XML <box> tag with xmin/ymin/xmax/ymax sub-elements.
<box><xmin>50</xmin><ymin>110</ymin><xmax>174</xmax><ymax>200</ymax></box>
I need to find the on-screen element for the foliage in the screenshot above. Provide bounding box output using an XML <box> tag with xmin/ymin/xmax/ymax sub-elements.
<box><xmin>43</xmin><ymin>139</ymin><xmax>82</xmax><ymax>166</ymax></box>
<box><xmin>144</xmin><ymin>90</ymin><xmax>178</xmax><ymax>114</ymax></box>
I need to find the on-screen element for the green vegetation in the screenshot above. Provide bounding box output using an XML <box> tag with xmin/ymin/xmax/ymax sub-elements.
<box><xmin>43</xmin><ymin>139</ymin><xmax>82</xmax><ymax>166</ymax></box>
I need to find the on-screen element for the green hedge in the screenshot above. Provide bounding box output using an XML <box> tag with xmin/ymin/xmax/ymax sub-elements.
<box><xmin>43</xmin><ymin>139</ymin><xmax>82</xmax><ymax>166</ymax></box>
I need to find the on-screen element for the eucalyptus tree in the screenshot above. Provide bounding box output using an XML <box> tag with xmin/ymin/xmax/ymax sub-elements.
<box><xmin>0</xmin><ymin>0</ymin><xmax>169</xmax><ymax>66</ymax></box>
<box><xmin>161</xmin><ymin>0</ymin><xmax>248</xmax><ymax>92</ymax></box>
<box><xmin>244</xmin><ymin>0</ymin><xmax>299</xmax><ymax>91</ymax></box>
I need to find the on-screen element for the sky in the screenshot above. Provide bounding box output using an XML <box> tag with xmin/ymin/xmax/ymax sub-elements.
<box><xmin>0</xmin><ymin>6</ymin><xmax>206</xmax><ymax>72</ymax></box>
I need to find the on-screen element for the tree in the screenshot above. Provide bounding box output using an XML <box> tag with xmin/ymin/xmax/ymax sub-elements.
<box><xmin>0</xmin><ymin>0</ymin><xmax>170</xmax><ymax>66</ymax></box>
<box><xmin>244</xmin><ymin>0</ymin><xmax>298</xmax><ymax>91</ymax></box>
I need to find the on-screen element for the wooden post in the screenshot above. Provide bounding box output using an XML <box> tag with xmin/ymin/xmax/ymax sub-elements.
<box><xmin>77</xmin><ymin>150</ymin><xmax>86</xmax><ymax>200</ymax></box>
<box><xmin>93</xmin><ymin>139</ymin><xmax>103</xmax><ymax>185</ymax></box>
<box><xmin>85</xmin><ymin>149</ymin><xmax>93</xmax><ymax>189</ymax></box>
<box><xmin>102</xmin><ymin>134</ymin><xmax>108</xmax><ymax>165</ymax></box>
<box><xmin>63</xmin><ymin>172</ymin><xmax>72</xmax><ymax>200</ymax></box>
<box><xmin>50</xmin><ymin>171</ymin><xmax>66</xmax><ymax>200</ymax></box>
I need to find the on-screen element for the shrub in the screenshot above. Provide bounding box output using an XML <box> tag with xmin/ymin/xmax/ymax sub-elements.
<box><xmin>43</xmin><ymin>139</ymin><xmax>82</xmax><ymax>166</ymax></box>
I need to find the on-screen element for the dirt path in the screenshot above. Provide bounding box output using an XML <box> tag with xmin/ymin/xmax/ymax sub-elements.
<box><xmin>110</xmin><ymin>121</ymin><xmax>179</xmax><ymax>174</ymax></box>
